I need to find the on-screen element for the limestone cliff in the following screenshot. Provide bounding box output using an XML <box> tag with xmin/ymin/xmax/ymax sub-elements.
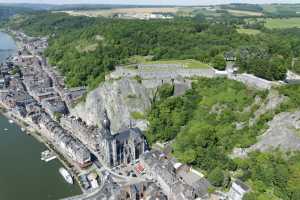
<box><xmin>248</xmin><ymin>111</ymin><xmax>300</xmax><ymax>152</ymax></box>
<box><xmin>70</xmin><ymin>78</ymin><xmax>154</xmax><ymax>134</ymax></box>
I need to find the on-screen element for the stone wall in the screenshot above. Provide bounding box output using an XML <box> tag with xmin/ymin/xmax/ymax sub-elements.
<box><xmin>109</xmin><ymin>66</ymin><xmax>216</xmax><ymax>80</ymax></box>
<box><xmin>228</xmin><ymin>73</ymin><xmax>275</xmax><ymax>90</ymax></box>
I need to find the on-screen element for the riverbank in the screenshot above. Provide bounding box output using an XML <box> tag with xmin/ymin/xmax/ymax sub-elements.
<box><xmin>0</xmin><ymin>31</ymin><xmax>84</xmax><ymax>198</ymax></box>
<box><xmin>0</xmin><ymin>109</ymin><xmax>81</xmax><ymax>199</ymax></box>
<box><xmin>0</xmin><ymin>102</ymin><xmax>85</xmax><ymax>193</ymax></box>
<box><xmin>1</xmin><ymin>28</ymin><xmax>23</xmax><ymax>49</ymax></box>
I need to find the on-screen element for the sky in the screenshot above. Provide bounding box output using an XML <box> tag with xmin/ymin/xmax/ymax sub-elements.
<box><xmin>0</xmin><ymin>0</ymin><xmax>300</xmax><ymax>6</ymax></box>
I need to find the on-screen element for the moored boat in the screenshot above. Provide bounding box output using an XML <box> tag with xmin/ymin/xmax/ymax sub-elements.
<box><xmin>59</xmin><ymin>168</ymin><xmax>73</xmax><ymax>184</ymax></box>
<box><xmin>41</xmin><ymin>150</ymin><xmax>57</xmax><ymax>162</ymax></box>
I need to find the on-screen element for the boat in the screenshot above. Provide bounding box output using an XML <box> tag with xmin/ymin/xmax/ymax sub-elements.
<box><xmin>4</xmin><ymin>128</ymin><xmax>8</xmax><ymax>131</ymax></box>
<box><xmin>59</xmin><ymin>168</ymin><xmax>73</xmax><ymax>184</ymax></box>
<box><xmin>41</xmin><ymin>150</ymin><xmax>57</xmax><ymax>162</ymax></box>
<box><xmin>8</xmin><ymin>119</ymin><xmax>14</xmax><ymax>124</ymax></box>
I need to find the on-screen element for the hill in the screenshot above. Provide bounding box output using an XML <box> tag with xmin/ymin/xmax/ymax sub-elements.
<box><xmin>7</xmin><ymin>12</ymin><xmax>300</xmax><ymax>89</ymax></box>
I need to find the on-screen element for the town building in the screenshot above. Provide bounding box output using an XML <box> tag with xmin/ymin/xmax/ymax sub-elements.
<box><xmin>140</xmin><ymin>150</ymin><xmax>210</xmax><ymax>200</ymax></box>
<box><xmin>41</xmin><ymin>97</ymin><xmax>68</xmax><ymax>118</ymax></box>
<box><xmin>37</xmin><ymin>112</ymin><xmax>91</xmax><ymax>167</ymax></box>
<box><xmin>61</xmin><ymin>111</ymin><xmax>147</xmax><ymax>167</ymax></box>
<box><xmin>224</xmin><ymin>51</ymin><xmax>236</xmax><ymax>62</ymax></box>
<box><xmin>63</xmin><ymin>86</ymin><xmax>86</xmax><ymax>106</ymax></box>
<box><xmin>228</xmin><ymin>179</ymin><xmax>250</xmax><ymax>200</ymax></box>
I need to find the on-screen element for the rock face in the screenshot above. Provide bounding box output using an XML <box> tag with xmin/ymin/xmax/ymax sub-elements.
<box><xmin>249</xmin><ymin>111</ymin><xmax>300</xmax><ymax>152</ymax></box>
<box><xmin>71</xmin><ymin>76</ymin><xmax>192</xmax><ymax>134</ymax></box>
<box><xmin>249</xmin><ymin>89</ymin><xmax>287</xmax><ymax>126</ymax></box>
<box><xmin>71</xmin><ymin>78</ymin><xmax>154</xmax><ymax>134</ymax></box>
<box><xmin>231</xmin><ymin>111</ymin><xmax>300</xmax><ymax>158</ymax></box>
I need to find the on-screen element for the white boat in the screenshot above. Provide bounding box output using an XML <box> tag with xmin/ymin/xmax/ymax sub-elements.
<box><xmin>9</xmin><ymin>120</ymin><xmax>14</xmax><ymax>124</ymax></box>
<box><xmin>41</xmin><ymin>150</ymin><xmax>57</xmax><ymax>162</ymax></box>
<box><xmin>59</xmin><ymin>168</ymin><xmax>73</xmax><ymax>184</ymax></box>
<box><xmin>4</xmin><ymin>128</ymin><xmax>8</xmax><ymax>131</ymax></box>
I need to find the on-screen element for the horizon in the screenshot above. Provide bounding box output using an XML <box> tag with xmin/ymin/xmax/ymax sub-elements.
<box><xmin>1</xmin><ymin>0</ymin><xmax>300</xmax><ymax>6</ymax></box>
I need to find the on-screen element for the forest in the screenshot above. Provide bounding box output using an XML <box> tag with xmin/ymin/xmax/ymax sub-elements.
<box><xmin>0</xmin><ymin>6</ymin><xmax>32</xmax><ymax>22</ymax></box>
<box><xmin>239</xmin><ymin>151</ymin><xmax>300</xmax><ymax>200</ymax></box>
<box><xmin>146</xmin><ymin>78</ymin><xmax>300</xmax><ymax>200</ymax></box>
<box><xmin>7</xmin><ymin>12</ymin><xmax>300</xmax><ymax>88</ymax></box>
<box><xmin>147</xmin><ymin>78</ymin><xmax>269</xmax><ymax>171</ymax></box>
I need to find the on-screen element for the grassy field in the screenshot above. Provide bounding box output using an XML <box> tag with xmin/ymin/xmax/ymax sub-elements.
<box><xmin>178</xmin><ymin>7</ymin><xmax>221</xmax><ymax>17</ymax></box>
<box><xmin>265</xmin><ymin>17</ymin><xmax>300</xmax><ymax>29</ymax></box>
<box><xmin>178</xmin><ymin>7</ymin><xmax>264</xmax><ymax>17</ymax></box>
<box><xmin>262</xmin><ymin>4</ymin><xmax>278</xmax><ymax>13</ymax></box>
<box><xmin>237</xmin><ymin>28</ymin><xmax>261</xmax><ymax>35</ymax></box>
<box><xmin>61</xmin><ymin>7</ymin><xmax>179</xmax><ymax>17</ymax></box>
<box><xmin>61</xmin><ymin>6</ymin><xmax>266</xmax><ymax>18</ymax></box>
<box><xmin>262</xmin><ymin>4</ymin><xmax>300</xmax><ymax>16</ymax></box>
<box><xmin>226</xmin><ymin>9</ymin><xmax>264</xmax><ymax>17</ymax></box>
<box><xmin>145</xmin><ymin>59</ymin><xmax>210</xmax><ymax>69</ymax></box>
<box><xmin>128</xmin><ymin>56</ymin><xmax>210</xmax><ymax>69</ymax></box>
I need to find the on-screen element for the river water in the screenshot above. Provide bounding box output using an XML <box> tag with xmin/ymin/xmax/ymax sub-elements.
<box><xmin>0</xmin><ymin>32</ymin><xmax>81</xmax><ymax>200</ymax></box>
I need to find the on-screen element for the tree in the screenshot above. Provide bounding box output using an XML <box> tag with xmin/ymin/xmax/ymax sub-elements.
<box><xmin>269</xmin><ymin>56</ymin><xmax>287</xmax><ymax>80</ymax></box>
<box><xmin>292</xmin><ymin>59</ymin><xmax>300</xmax><ymax>74</ymax></box>
<box><xmin>243</xmin><ymin>192</ymin><xmax>258</xmax><ymax>200</ymax></box>
<box><xmin>212</xmin><ymin>55</ymin><xmax>226</xmax><ymax>70</ymax></box>
<box><xmin>208</xmin><ymin>167</ymin><xmax>224</xmax><ymax>187</ymax></box>
<box><xmin>53</xmin><ymin>112</ymin><xmax>62</xmax><ymax>121</ymax></box>
<box><xmin>157</xmin><ymin>83</ymin><xmax>174</xmax><ymax>100</ymax></box>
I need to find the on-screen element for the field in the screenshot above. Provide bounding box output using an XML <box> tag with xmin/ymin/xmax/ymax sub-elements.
<box><xmin>262</xmin><ymin>4</ymin><xmax>300</xmax><ymax>16</ymax></box>
<box><xmin>128</xmin><ymin>56</ymin><xmax>210</xmax><ymax>69</ymax></box>
<box><xmin>225</xmin><ymin>9</ymin><xmax>264</xmax><ymax>17</ymax></box>
<box><xmin>144</xmin><ymin>59</ymin><xmax>210</xmax><ymax>69</ymax></box>
<box><xmin>60</xmin><ymin>7</ymin><xmax>179</xmax><ymax>17</ymax></box>
<box><xmin>237</xmin><ymin>28</ymin><xmax>261</xmax><ymax>35</ymax></box>
<box><xmin>265</xmin><ymin>17</ymin><xmax>300</xmax><ymax>29</ymax></box>
<box><xmin>60</xmin><ymin>6</ymin><xmax>265</xmax><ymax>18</ymax></box>
<box><xmin>262</xmin><ymin>4</ymin><xmax>278</xmax><ymax>13</ymax></box>
<box><xmin>177</xmin><ymin>7</ymin><xmax>220</xmax><ymax>17</ymax></box>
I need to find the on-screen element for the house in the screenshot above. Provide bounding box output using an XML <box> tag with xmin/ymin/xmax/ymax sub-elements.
<box><xmin>37</xmin><ymin>112</ymin><xmax>91</xmax><ymax>168</ymax></box>
<box><xmin>224</xmin><ymin>51</ymin><xmax>236</xmax><ymax>62</ymax></box>
<box><xmin>175</xmin><ymin>164</ymin><xmax>211</xmax><ymax>199</ymax></box>
<box><xmin>228</xmin><ymin>179</ymin><xmax>250</xmax><ymax>200</ymax></box>
<box><xmin>0</xmin><ymin>77</ymin><xmax>5</xmax><ymax>89</ymax></box>
<box><xmin>285</xmin><ymin>70</ymin><xmax>300</xmax><ymax>84</ymax></box>
<box><xmin>140</xmin><ymin>150</ymin><xmax>209</xmax><ymax>200</ymax></box>
<box><xmin>41</xmin><ymin>98</ymin><xmax>68</xmax><ymax>118</ymax></box>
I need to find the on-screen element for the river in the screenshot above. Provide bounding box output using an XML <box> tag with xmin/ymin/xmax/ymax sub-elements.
<box><xmin>0</xmin><ymin>31</ymin><xmax>81</xmax><ymax>200</ymax></box>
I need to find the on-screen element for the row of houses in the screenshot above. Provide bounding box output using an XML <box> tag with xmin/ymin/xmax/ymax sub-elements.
<box><xmin>139</xmin><ymin>150</ymin><xmax>211</xmax><ymax>200</ymax></box>
<box><xmin>61</xmin><ymin>113</ymin><xmax>147</xmax><ymax>167</ymax></box>
<box><xmin>138</xmin><ymin>150</ymin><xmax>250</xmax><ymax>200</ymax></box>
<box><xmin>37</xmin><ymin>112</ymin><xmax>91</xmax><ymax>167</ymax></box>
<box><xmin>0</xmin><ymin>41</ymin><xmax>92</xmax><ymax>169</ymax></box>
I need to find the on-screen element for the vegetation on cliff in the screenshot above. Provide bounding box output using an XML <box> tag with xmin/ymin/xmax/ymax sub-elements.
<box><xmin>146</xmin><ymin>78</ymin><xmax>300</xmax><ymax>199</ymax></box>
<box><xmin>147</xmin><ymin>78</ymin><xmax>269</xmax><ymax>168</ymax></box>
<box><xmin>239</xmin><ymin>151</ymin><xmax>300</xmax><ymax>200</ymax></box>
